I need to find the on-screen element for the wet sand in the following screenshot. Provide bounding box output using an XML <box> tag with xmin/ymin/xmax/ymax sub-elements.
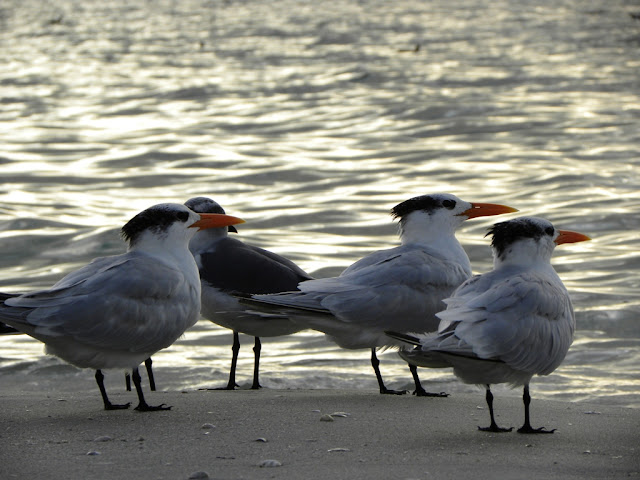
<box><xmin>1</xmin><ymin>388</ymin><xmax>637</xmax><ymax>479</ymax></box>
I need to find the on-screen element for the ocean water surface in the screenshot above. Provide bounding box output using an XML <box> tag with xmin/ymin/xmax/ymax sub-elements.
<box><xmin>0</xmin><ymin>0</ymin><xmax>639</xmax><ymax>408</ymax></box>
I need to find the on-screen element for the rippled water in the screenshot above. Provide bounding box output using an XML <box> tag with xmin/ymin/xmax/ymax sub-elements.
<box><xmin>1</xmin><ymin>0</ymin><xmax>639</xmax><ymax>408</ymax></box>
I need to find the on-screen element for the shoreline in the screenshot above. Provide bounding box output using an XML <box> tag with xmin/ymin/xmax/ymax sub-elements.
<box><xmin>1</xmin><ymin>388</ymin><xmax>638</xmax><ymax>479</ymax></box>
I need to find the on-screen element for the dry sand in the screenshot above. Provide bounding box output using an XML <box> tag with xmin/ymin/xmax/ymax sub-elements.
<box><xmin>0</xmin><ymin>387</ymin><xmax>638</xmax><ymax>479</ymax></box>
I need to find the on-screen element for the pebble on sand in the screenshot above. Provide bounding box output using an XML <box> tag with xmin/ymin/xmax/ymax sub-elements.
<box><xmin>188</xmin><ymin>471</ymin><xmax>210</xmax><ymax>479</ymax></box>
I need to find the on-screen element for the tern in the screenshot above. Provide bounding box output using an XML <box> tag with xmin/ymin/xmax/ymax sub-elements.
<box><xmin>1</xmin><ymin>292</ymin><xmax>153</xmax><ymax>393</ymax></box>
<box><xmin>247</xmin><ymin>194</ymin><xmax>517</xmax><ymax>395</ymax></box>
<box><xmin>185</xmin><ymin>197</ymin><xmax>313</xmax><ymax>390</ymax></box>
<box><xmin>389</xmin><ymin>216</ymin><xmax>590</xmax><ymax>432</ymax></box>
<box><xmin>0</xmin><ymin>203</ymin><xmax>244</xmax><ymax>411</ymax></box>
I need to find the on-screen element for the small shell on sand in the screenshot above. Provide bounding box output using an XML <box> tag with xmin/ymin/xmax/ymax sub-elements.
<box><xmin>258</xmin><ymin>459</ymin><xmax>282</xmax><ymax>468</ymax></box>
<box><xmin>320</xmin><ymin>414</ymin><xmax>334</xmax><ymax>422</ymax></box>
<box><xmin>93</xmin><ymin>435</ymin><xmax>113</xmax><ymax>442</ymax></box>
<box><xmin>188</xmin><ymin>471</ymin><xmax>210</xmax><ymax>479</ymax></box>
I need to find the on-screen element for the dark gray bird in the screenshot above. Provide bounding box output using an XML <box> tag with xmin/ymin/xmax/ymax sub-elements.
<box><xmin>185</xmin><ymin>197</ymin><xmax>313</xmax><ymax>390</ymax></box>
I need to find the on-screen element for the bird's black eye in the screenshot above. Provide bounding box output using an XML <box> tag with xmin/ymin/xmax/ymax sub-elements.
<box><xmin>545</xmin><ymin>226</ymin><xmax>554</xmax><ymax>236</ymax></box>
<box><xmin>177</xmin><ymin>211</ymin><xmax>190</xmax><ymax>222</ymax></box>
<box><xmin>442</xmin><ymin>199</ymin><xmax>456</xmax><ymax>210</ymax></box>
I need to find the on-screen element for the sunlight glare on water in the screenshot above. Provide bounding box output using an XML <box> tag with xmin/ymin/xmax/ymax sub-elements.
<box><xmin>0</xmin><ymin>0</ymin><xmax>638</xmax><ymax>407</ymax></box>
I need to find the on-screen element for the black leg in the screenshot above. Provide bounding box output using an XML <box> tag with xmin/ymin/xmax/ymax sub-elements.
<box><xmin>132</xmin><ymin>367</ymin><xmax>171</xmax><ymax>412</ymax></box>
<box><xmin>224</xmin><ymin>331</ymin><xmax>241</xmax><ymax>390</ymax></box>
<box><xmin>145</xmin><ymin>357</ymin><xmax>156</xmax><ymax>391</ymax></box>
<box><xmin>251</xmin><ymin>337</ymin><xmax>262</xmax><ymax>390</ymax></box>
<box><xmin>371</xmin><ymin>348</ymin><xmax>406</xmax><ymax>395</ymax></box>
<box><xmin>478</xmin><ymin>385</ymin><xmax>512</xmax><ymax>432</ymax></box>
<box><xmin>127</xmin><ymin>358</ymin><xmax>154</xmax><ymax>391</ymax></box>
<box><xmin>517</xmin><ymin>385</ymin><xmax>555</xmax><ymax>434</ymax></box>
<box><xmin>200</xmin><ymin>331</ymin><xmax>240</xmax><ymax>390</ymax></box>
<box><xmin>409</xmin><ymin>363</ymin><xmax>448</xmax><ymax>397</ymax></box>
<box><xmin>222</xmin><ymin>331</ymin><xmax>241</xmax><ymax>390</ymax></box>
<box><xmin>95</xmin><ymin>369</ymin><xmax>130</xmax><ymax>410</ymax></box>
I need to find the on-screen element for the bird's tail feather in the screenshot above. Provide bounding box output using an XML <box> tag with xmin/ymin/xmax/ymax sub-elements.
<box><xmin>0</xmin><ymin>292</ymin><xmax>23</xmax><ymax>334</ymax></box>
<box><xmin>385</xmin><ymin>330</ymin><xmax>422</xmax><ymax>346</ymax></box>
<box><xmin>237</xmin><ymin>294</ymin><xmax>334</xmax><ymax>316</ymax></box>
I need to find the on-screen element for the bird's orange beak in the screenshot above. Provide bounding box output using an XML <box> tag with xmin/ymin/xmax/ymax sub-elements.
<box><xmin>190</xmin><ymin>213</ymin><xmax>245</xmax><ymax>230</ymax></box>
<box><xmin>555</xmin><ymin>230</ymin><xmax>591</xmax><ymax>245</ymax></box>
<box><xmin>459</xmin><ymin>203</ymin><xmax>518</xmax><ymax>219</ymax></box>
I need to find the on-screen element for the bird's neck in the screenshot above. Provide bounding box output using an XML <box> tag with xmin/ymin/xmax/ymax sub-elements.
<box><xmin>493</xmin><ymin>241</ymin><xmax>557</xmax><ymax>277</ymax></box>
<box><xmin>188</xmin><ymin>228</ymin><xmax>227</xmax><ymax>255</ymax></box>
<box><xmin>130</xmin><ymin>236</ymin><xmax>200</xmax><ymax>281</ymax></box>
<box><xmin>400</xmin><ymin>225</ymin><xmax>470</xmax><ymax>271</ymax></box>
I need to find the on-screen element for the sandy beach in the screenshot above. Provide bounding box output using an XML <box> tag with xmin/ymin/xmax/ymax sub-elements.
<box><xmin>0</xmin><ymin>2</ymin><xmax>638</xmax><ymax>479</ymax></box>
<box><xmin>1</xmin><ymin>387</ymin><xmax>637</xmax><ymax>479</ymax></box>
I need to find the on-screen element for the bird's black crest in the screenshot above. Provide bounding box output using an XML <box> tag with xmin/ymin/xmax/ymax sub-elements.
<box><xmin>487</xmin><ymin>218</ymin><xmax>553</xmax><ymax>258</ymax></box>
<box><xmin>121</xmin><ymin>205</ymin><xmax>190</xmax><ymax>246</ymax></box>
<box><xmin>391</xmin><ymin>195</ymin><xmax>446</xmax><ymax>219</ymax></box>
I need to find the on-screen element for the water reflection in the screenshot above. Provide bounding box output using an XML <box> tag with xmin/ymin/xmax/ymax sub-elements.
<box><xmin>0</xmin><ymin>0</ymin><xmax>638</xmax><ymax>406</ymax></box>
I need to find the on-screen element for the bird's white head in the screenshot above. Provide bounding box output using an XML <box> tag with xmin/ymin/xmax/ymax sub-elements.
<box><xmin>184</xmin><ymin>197</ymin><xmax>239</xmax><ymax>232</ymax></box>
<box><xmin>184</xmin><ymin>197</ymin><xmax>242</xmax><ymax>252</ymax></box>
<box><xmin>391</xmin><ymin>193</ymin><xmax>517</xmax><ymax>245</ymax></box>
<box><xmin>487</xmin><ymin>216</ymin><xmax>590</xmax><ymax>266</ymax></box>
<box><xmin>121</xmin><ymin>203</ymin><xmax>245</xmax><ymax>251</ymax></box>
